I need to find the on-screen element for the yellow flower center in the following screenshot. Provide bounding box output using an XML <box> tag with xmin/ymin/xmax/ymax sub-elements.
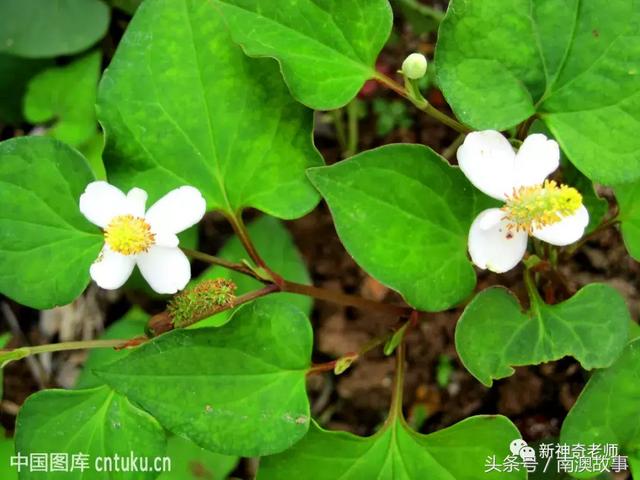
<box><xmin>104</xmin><ymin>214</ymin><xmax>155</xmax><ymax>255</ymax></box>
<box><xmin>502</xmin><ymin>180</ymin><xmax>582</xmax><ymax>233</ymax></box>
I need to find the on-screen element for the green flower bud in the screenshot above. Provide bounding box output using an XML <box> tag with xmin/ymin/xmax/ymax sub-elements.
<box><xmin>402</xmin><ymin>53</ymin><xmax>428</xmax><ymax>80</ymax></box>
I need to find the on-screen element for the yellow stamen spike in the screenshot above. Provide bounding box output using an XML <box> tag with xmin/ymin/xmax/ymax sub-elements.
<box><xmin>104</xmin><ymin>214</ymin><xmax>155</xmax><ymax>255</ymax></box>
<box><xmin>502</xmin><ymin>180</ymin><xmax>582</xmax><ymax>233</ymax></box>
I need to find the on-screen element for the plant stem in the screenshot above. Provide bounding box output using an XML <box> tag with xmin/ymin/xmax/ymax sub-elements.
<box><xmin>280</xmin><ymin>280</ymin><xmax>412</xmax><ymax>317</ymax></box>
<box><xmin>330</xmin><ymin>108</ymin><xmax>348</xmax><ymax>156</ymax></box>
<box><xmin>374</xmin><ymin>72</ymin><xmax>470</xmax><ymax>134</ymax></box>
<box><xmin>388</xmin><ymin>340</ymin><xmax>407</xmax><ymax>422</ymax></box>
<box><xmin>345</xmin><ymin>100</ymin><xmax>360</xmax><ymax>157</ymax></box>
<box><xmin>0</xmin><ymin>339</ymin><xmax>130</xmax><ymax>368</ymax></box>
<box><xmin>227</xmin><ymin>213</ymin><xmax>269</xmax><ymax>269</ymax></box>
<box><xmin>181</xmin><ymin>247</ymin><xmax>262</xmax><ymax>280</ymax></box>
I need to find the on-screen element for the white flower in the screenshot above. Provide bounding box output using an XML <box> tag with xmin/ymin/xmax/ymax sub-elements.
<box><xmin>402</xmin><ymin>53</ymin><xmax>428</xmax><ymax>80</ymax></box>
<box><xmin>79</xmin><ymin>181</ymin><xmax>206</xmax><ymax>293</ymax></box>
<box><xmin>457</xmin><ymin>130</ymin><xmax>589</xmax><ymax>273</ymax></box>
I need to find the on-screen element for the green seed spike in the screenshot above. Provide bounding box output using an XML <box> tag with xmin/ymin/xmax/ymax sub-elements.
<box><xmin>168</xmin><ymin>278</ymin><xmax>237</xmax><ymax>328</ymax></box>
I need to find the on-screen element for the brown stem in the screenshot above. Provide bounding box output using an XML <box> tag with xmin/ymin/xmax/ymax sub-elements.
<box><xmin>181</xmin><ymin>247</ymin><xmax>262</xmax><ymax>280</ymax></box>
<box><xmin>307</xmin><ymin>360</ymin><xmax>338</xmax><ymax>376</ymax></box>
<box><xmin>147</xmin><ymin>284</ymin><xmax>280</xmax><ymax>336</ymax></box>
<box><xmin>227</xmin><ymin>214</ymin><xmax>268</xmax><ymax>269</ymax></box>
<box><xmin>281</xmin><ymin>280</ymin><xmax>412</xmax><ymax>317</ymax></box>
<box><xmin>374</xmin><ymin>73</ymin><xmax>470</xmax><ymax>134</ymax></box>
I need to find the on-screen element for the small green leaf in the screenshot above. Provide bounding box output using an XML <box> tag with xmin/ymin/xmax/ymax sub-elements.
<box><xmin>98</xmin><ymin>0</ymin><xmax>323</xmax><ymax>217</ymax></box>
<box><xmin>560</xmin><ymin>339</ymin><xmax>640</xmax><ymax>478</ymax></box>
<box><xmin>0</xmin><ymin>54</ymin><xmax>51</xmax><ymax>124</ymax></box>
<box><xmin>158</xmin><ymin>435</ymin><xmax>238</xmax><ymax>480</ymax></box>
<box><xmin>615</xmin><ymin>181</ymin><xmax>640</xmax><ymax>261</ymax></box>
<box><xmin>258</xmin><ymin>416</ymin><xmax>525</xmax><ymax>479</ymax></box>
<box><xmin>193</xmin><ymin>215</ymin><xmax>312</xmax><ymax>328</ymax></box>
<box><xmin>212</xmin><ymin>0</ymin><xmax>393</xmax><ymax>110</ymax></box>
<box><xmin>456</xmin><ymin>284</ymin><xmax>630</xmax><ymax>386</ymax></box>
<box><xmin>0</xmin><ymin>137</ymin><xmax>102</xmax><ymax>309</ymax></box>
<box><xmin>0</xmin><ymin>0</ymin><xmax>110</xmax><ymax>58</ymax></box>
<box><xmin>383</xmin><ymin>322</ymin><xmax>409</xmax><ymax>356</ymax></box>
<box><xmin>24</xmin><ymin>51</ymin><xmax>101</xmax><ymax>147</ymax></box>
<box><xmin>76</xmin><ymin>307</ymin><xmax>147</xmax><ymax>389</ymax></box>
<box><xmin>15</xmin><ymin>385</ymin><xmax>166</xmax><ymax>480</ymax></box>
<box><xmin>435</xmin><ymin>0</ymin><xmax>640</xmax><ymax>185</ymax></box>
<box><xmin>96</xmin><ymin>299</ymin><xmax>313</xmax><ymax>457</ymax></box>
<box><xmin>308</xmin><ymin>144</ymin><xmax>495</xmax><ymax>311</ymax></box>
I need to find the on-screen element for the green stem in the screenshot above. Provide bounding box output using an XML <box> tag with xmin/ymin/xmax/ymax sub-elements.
<box><xmin>330</xmin><ymin>108</ymin><xmax>348</xmax><ymax>156</ymax></box>
<box><xmin>388</xmin><ymin>340</ymin><xmax>407</xmax><ymax>422</ymax></box>
<box><xmin>1</xmin><ymin>339</ymin><xmax>129</xmax><ymax>368</ymax></box>
<box><xmin>345</xmin><ymin>100</ymin><xmax>359</xmax><ymax>157</ymax></box>
<box><xmin>374</xmin><ymin>73</ymin><xmax>470</xmax><ymax>134</ymax></box>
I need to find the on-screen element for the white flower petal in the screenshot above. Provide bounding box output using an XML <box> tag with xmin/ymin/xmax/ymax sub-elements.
<box><xmin>468</xmin><ymin>208</ymin><xmax>529</xmax><ymax>273</ymax></box>
<box><xmin>144</xmin><ymin>186</ymin><xmax>206</xmax><ymax>235</ymax></box>
<box><xmin>532</xmin><ymin>204</ymin><xmax>589</xmax><ymax>246</ymax></box>
<box><xmin>457</xmin><ymin>130</ymin><xmax>516</xmax><ymax>200</ymax></box>
<box><xmin>154</xmin><ymin>232</ymin><xmax>179</xmax><ymax>248</ymax></box>
<box><xmin>79</xmin><ymin>181</ymin><xmax>128</xmax><ymax>228</ymax></box>
<box><xmin>89</xmin><ymin>246</ymin><xmax>136</xmax><ymax>290</ymax></box>
<box><xmin>126</xmin><ymin>187</ymin><xmax>148</xmax><ymax>217</ymax></box>
<box><xmin>513</xmin><ymin>133</ymin><xmax>560</xmax><ymax>188</ymax></box>
<box><xmin>136</xmin><ymin>246</ymin><xmax>191</xmax><ymax>294</ymax></box>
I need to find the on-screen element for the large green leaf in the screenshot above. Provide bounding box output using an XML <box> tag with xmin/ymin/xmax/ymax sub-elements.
<box><xmin>76</xmin><ymin>307</ymin><xmax>147</xmax><ymax>389</ymax></box>
<box><xmin>211</xmin><ymin>0</ymin><xmax>393</xmax><ymax>110</ymax></box>
<box><xmin>194</xmin><ymin>215</ymin><xmax>312</xmax><ymax>328</ymax></box>
<box><xmin>24</xmin><ymin>51</ymin><xmax>101</xmax><ymax>147</ymax></box>
<box><xmin>96</xmin><ymin>299</ymin><xmax>313</xmax><ymax>457</ymax></box>
<box><xmin>0</xmin><ymin>0</ymin><xmax>109</xmax><ymax>58</ymax></box>
<box><xmin>560</xmin><ymin>339</ymin><xmax>640</xmax><ymax>478</ymax></box>
<box><xmin>98</xmin><ymin>0</ymin><xmax>322</xmax><ymax>217</ymax></box>
<box><xmin>15</xmin><ymin>385</ymin><xmax>166</xmax><ymax>480</ymax></box>
<box><xmin>456</xmin><ymin>284</ymin><xmax>630</xmax><ymax>386</ymax></box>
<box><xmin>259</xmin><ymin>416</ymin><xmax>524</xmax><ymax>479</ymax></box>
<box><xmin>615</xmin><ymin>181</ymin><xmax>640</xmax><ymax>261</ymax></box>
<box><xmin>308</xmin><ymin>144</ymin><xmax>495</xmax><ymax>312</ymax></box>
<box><xmin>0</xmin><ymin>137</ymin><xmax>102</xmax><ymax>309</ymax></box>
<box><xmin>435</xmin><ymin>0</ymin><xmax>640</xmax><ymax>185</ymax></box>
<box><xmin>0</xmin><ymin>54</ymin><xmax>51</xmax><ymax>124</ymax></box>
<box><xmin>158</xmin><ymin>435</ymin><xmax>238</xmax><ymax>480</ymax></box>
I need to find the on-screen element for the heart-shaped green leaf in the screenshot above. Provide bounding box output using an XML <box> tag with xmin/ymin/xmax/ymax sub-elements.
<box><xmin>615</xmin><ymin>181</ymin><xmax>640</xmax><ymax>261</ymax></box>
<box><xmin>0</xmin><ymin>0</ymin><xmax>110</xmax><ymax>58</ymax></box>
<box><xmin>96</xmin><ymin>298</ymin><xmax>312</xmax><ymax>457</ymax></box>
<box><xmin>308</xmin><ymin>144</ymin><xmax>495</xmax><ymax>311</ymax></box>
<box><xmin>560</xmin><ymin>339</ymin><xmax>640</xmax><ymax>478</ymax></box>
<box><xmin>212</xmin><ymin>0</ymin><xmax>393</xmax><ymax>110</ymax></box>
<box><xmin>456</xmin><ymin>284</ymin><xmax>630</xmax><ymax>386</ymax></box>
<box><xmin>193</xmin><ymin>215</ymin><xmax>312</xmax><ymax>328</ymax></box>
<box><xmin>0</xmin><ymin>137</ymin><xmax>102</xmax><ymax>309</ymax></box>
<box><xmin>15</xmin><ymin>385</ymin><xmax>166</xmax><ymax>480</ymax></box>
<box><xmin>259</xmin><ymin>416</ymin><xmax>525</xmax><ymax>479</ymax></box>
<box><xmin>98</xmin><ymin>0</ymin><xmax>323</xmax><ymax>218</ymax></box>
<box><xmin>24</xmin><ymin>51</ymin><xmax>100</xmax><ymax>147</ymax></box>
<box><xmin>435</xmin><ymin>0</ymin><xmax>640</xmax><ymax>185</ymax></box>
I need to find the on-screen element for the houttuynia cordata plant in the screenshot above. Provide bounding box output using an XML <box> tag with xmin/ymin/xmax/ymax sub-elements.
<box><xmin>0</xmin><ymin>0</ymin><xmax>639</xmax><ymax>478</ymax></box>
